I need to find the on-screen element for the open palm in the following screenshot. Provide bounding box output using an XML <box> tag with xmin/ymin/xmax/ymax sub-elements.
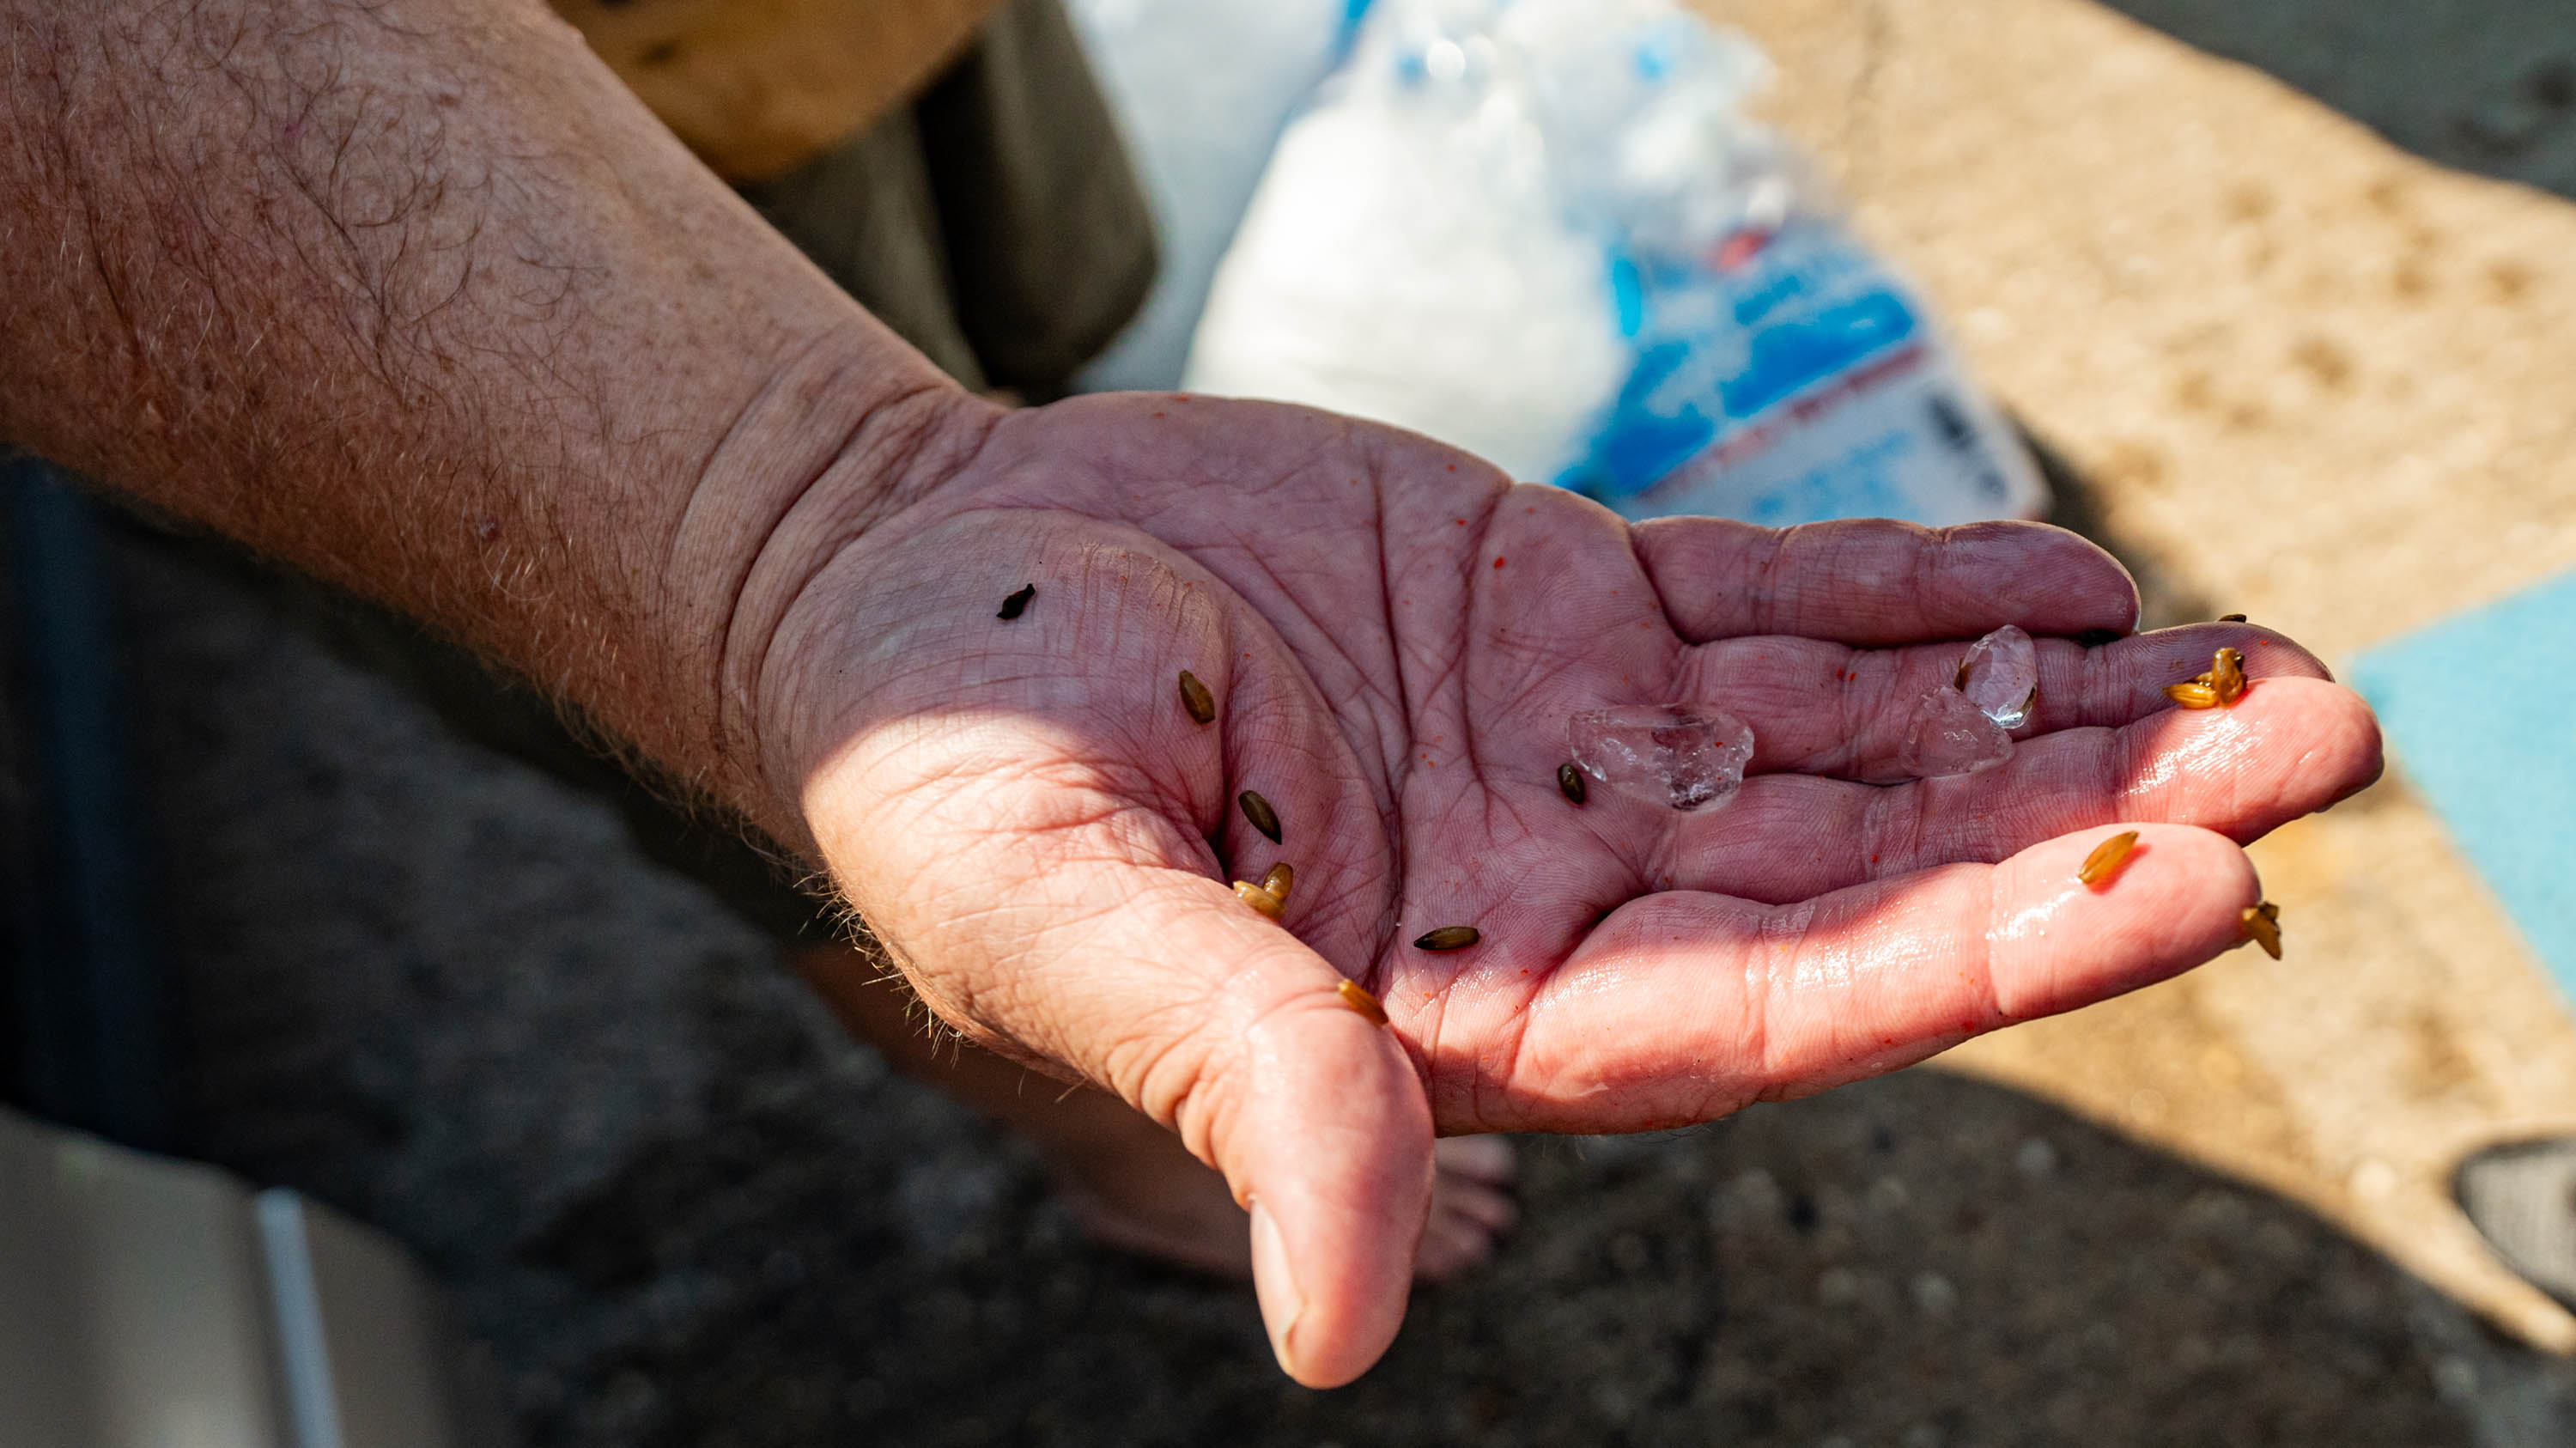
<box><xmin>766</xmin><ymin>392</ymin><xmax>2380</xmax><ymax>1384</ymax></box>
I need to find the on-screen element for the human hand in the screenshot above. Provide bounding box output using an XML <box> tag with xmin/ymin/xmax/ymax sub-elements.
<box><xmin>756</xmin><ymin>393</ymin><xmax>2380</xmax><ymax>1385</ymax></box>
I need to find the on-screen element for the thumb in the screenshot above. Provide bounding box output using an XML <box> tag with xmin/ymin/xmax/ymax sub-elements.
<box><xmin>919</xmin><ymin>861</ymin><xmax>1435</xmax><ymax>1387</ymax></box>
<box><xmin>811</xmin><ymin>726</ymin><xmax>1432</xmax><ymax>1382</ymax></box>
<box><xmin>1226</xmin><ymin>958</ymin><xmax>1433</xmax><ymax>1387</ymax></box>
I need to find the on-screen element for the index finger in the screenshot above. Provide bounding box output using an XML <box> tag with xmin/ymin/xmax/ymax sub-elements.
<box><xmin>1632</xmin><ymin>516</ymin><xmax>2141</xmax><ymax>646</ymax></box>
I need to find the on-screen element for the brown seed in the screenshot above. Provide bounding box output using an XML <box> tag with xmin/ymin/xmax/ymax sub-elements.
<box><xmin>1413</xmin><ymin>925</ymin><xmax>1480</xmax><ymax>952</ymax></box>
<box><xmin>2209</xmin><ymin>647</ymin><xmax>2247</xmax><ymax>705</ymax></box>
<box><xmin>1336</xmin><ymin>978</ymin><xmax>1388</xmax><ymax>1026</ymax></box>
<box><xmin>1238</xmin><ymin>790</ymin><xmax>1282</xmax><ymax>843</ymax></box>
<box><xmin>1260</xmin><ymin>861</ymin><xmax>1294</xmax><ymax>903</ymax></box>
<box><xmin>1178</xmin><ymin>670</ymin><xmax>1216</xmax><ymax>724</ymax></box>
<box><xmin>2165</xmin><ymin>680</ymin><xmax>2222</xmax><ymax>709</ymax></box>
<box><xmin>2219</xmin><ymin>613</ymin><xmax>2248</xmax><ymax>624</ymax></box>
<box><xmin>1234</xmin><ymin>880</ymin><xmax>1284</xmax><ymax>920</ymax></box>
<box><xmin>1557</xmin><ymin>761</ymin><xmax>1588</xmax><ymax>805</ymax></box>
<box><xmin>997</xmin><ymin>584</ymin><xmax>1036</xmax><ymax>620</ymax></box>
<box><xmin>2078</xmin><ymin>830</ymin><xmax>2140</xmax><ymax>888</ymax></box>
<box><xmin>1954</xmin><ymin>660</ymin><xmax>1972</xmax><ymax>691</ymax></box>
<box><xmin>2239</xmin><ymin>901</ymin><xmax>2282</xmax><ymax>959</ymax></box>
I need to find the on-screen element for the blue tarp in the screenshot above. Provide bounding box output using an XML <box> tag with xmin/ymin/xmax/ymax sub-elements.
<box><xmin>2352</xmin><ymin>571</ymin><xmax>2576</xmax><ymax>1006</ymax></box>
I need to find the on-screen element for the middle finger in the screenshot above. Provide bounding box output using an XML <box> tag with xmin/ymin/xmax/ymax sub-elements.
<box><xmin>1680</xmin><ymin>624</ymin><xmax>2335</xmax><ymax>782</ymax></box>
<box><xmin>1614</xmin><ymin>672</ymin><xmax>2382</xmax><ymax>904</ymax></box>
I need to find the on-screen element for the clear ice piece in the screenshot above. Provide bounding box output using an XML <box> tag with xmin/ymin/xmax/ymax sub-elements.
<box><xmin>1956</xmin><ymin>624</ymin><xmax>2038</xmax><ymax>729</ymax></box>
<box><xmin>1900</xmin><ymin>686</ymin><xmax>2014</xmax><ymax>779</ymax></box>
<box><xmin>1569</xmin><ymin>705</ymin><xmax>1756</xmax><ymax>812</ymax></box>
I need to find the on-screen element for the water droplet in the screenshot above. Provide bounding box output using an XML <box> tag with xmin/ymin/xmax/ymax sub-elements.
<box><xmin>1956</xmin><ymin>624</ymin><xmax>2038</xmax><ymax>729</ymax></box>
<box><xmin>1569</xmin><ymin>705</ymin><xmax>1756</xmax><ymax>812</ymax></box>
<box><xmin>1899</xmin><ymin>687</ymin><xmax>2013</xmax><ymax>778</ymax></box>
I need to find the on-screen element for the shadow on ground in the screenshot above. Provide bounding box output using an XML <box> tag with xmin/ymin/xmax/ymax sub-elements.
<box><xmin>100</xmin><ymin>514</ymin><xmax>2518</xmax><ymax>1445</ymax></box>
<box><xmin>2099</xmin><ymin>0</ymin><xmax>2576</xmax><ymax>204</ymax></box>
<box><xmin>2027</xmin><ymin>424</ymin><xmax>2209</xmax><ymax>630</ymax></box>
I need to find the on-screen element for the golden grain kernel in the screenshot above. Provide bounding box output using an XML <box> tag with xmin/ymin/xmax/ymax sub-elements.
<box><xmin>1234</xmin><ymin>880</ymin><xmax>1284</xmax><ymax>919</ymax></box>
<box><xmin>1238</xmin><ymin>789</ymin><xmax>1282</xmax><ymax>843</ymax></box>
<box><xmin>1413</xmin><ymin>925</ymin><xmax>1480</xmax><ymax>952</ymax></box>
<box><xmin>1336</xmin><ymin>978</ymin><xmax>1388</xmax><ymax>1026</ymax></box>
<box><xmin>1260</xmin><ymin>861</ymin><xmax>1294</xmax><ymax>903</ymax></box>
<box><xmin>2210</xmin><ymin>647</ymin><xmax>2247</xmax><ymax>705</ymax></box>
<box><xmin>2218</xmin><ymin>613</ymin><xmax>2248</xmax><ymax>623</ymax></box>
<box><xmin>2078</xmin><ymin>830</ymin><xmax>2141</xmax><ymax>888</ymax></box>
<box><xmin>2239</xmin><ymin>901</ymin><xmax>2282</xmax><ymax>959</ymax></box>
<box><xmin>997</xmin><ymin>584</ymin><xmax>1036</xmax><ymax>620</ymax></box>
<box><xmin>2165</xmin><ymin>680</ymin><xmax>2222</xmax><ymax>709</ymax></box>
<box><xmin>1178</xmin><ymin>669</ymin><xmax>1216</xmax><ymax>724</ymax></box>
<box><xmin>1557</xmin><ymin>761</ymin><xmax>1588</xmax><ymax>805</ymax></box>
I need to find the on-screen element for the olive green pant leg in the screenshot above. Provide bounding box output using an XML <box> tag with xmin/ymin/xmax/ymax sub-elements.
<box><xmin>732</xmin><ymin>107</ymin><xmax>991</xmax><ymax>392</ymax></box>
<box><xmin>913</xmin><ymin>0</ymin><xmax>1159</xmax><ymax>397</ymax></box>
<box><xmin>737</xmin><ymin>0</ymin><xmax>1158</xmax><ymax>399</ymax></box>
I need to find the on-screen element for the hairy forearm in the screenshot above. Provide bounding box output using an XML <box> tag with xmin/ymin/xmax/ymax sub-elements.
<box><xmin>0</xmin><ymin>0</ymin><xmax>981</xmax><ymax>842</ymax></box>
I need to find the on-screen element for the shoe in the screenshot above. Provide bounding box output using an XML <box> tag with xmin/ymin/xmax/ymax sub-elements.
<box><xmin>2455</xmin><ymin>1136</ymin><xmax>2576</xmax><ymax>1309</ymax></box>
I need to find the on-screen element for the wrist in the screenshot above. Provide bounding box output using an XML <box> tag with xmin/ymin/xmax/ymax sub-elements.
<box><xmin>684</xmin><ymin>344</ymin><xmax>998</xmax><ymax>850</ymax></box>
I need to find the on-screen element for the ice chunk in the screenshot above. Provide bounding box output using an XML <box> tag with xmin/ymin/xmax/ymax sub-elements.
<box><xmin>1956</xmin><ymin>624</ymin><xmax>2038</xmax><ymax>730</ymax></box>
<box><xmin>1899</xmin><ymin>687</ymin><xmax>2014</xmax><ymax>779</ymax></box>
<box><xmin>1570</xmin><ymin>705</ymin><xmax>1757</xmax><ymax>812</ymax></box>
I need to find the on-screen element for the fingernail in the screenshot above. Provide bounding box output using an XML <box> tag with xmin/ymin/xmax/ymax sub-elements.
<box><xmin>1248</xmin><ymin>1197</ymin><xmax>1304</xmax><ymax>1378</ymax></box>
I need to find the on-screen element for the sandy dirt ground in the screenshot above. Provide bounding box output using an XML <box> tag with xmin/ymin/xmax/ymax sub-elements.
<box><xmin>103</xmin><ymin>0</ymin><xmax>2576</xmax><ymax>1444</ymax></box>
<box><xmin>1710</xmin><ymin>0</ymin><xmax>2576</xmax><ymax>1367</ymax></box>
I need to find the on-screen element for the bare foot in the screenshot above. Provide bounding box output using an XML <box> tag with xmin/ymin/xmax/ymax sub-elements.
<box><xmin>789</xmin><ymin>941</ymin><xmax>1517</xmax><ymax>1280</ymax></box>
<box><xmin>1047</xmin><ymin>1093</ymin><xmax>1518</xmax><ymax>1281</ymax></box>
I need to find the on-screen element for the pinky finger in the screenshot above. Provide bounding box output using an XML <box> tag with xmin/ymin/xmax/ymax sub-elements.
<box><xmin>1475</xmin><ymin>824</ymin><xmax>2261</xmax><ymax>1134</ymax></box>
